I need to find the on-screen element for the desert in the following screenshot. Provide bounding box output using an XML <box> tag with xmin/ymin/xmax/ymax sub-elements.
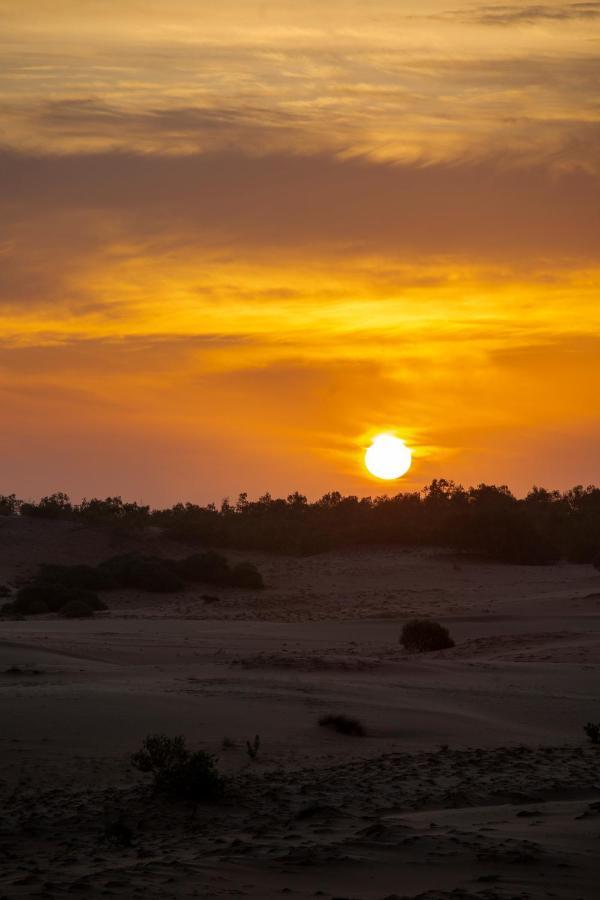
<box><xmin>2</xmin><ymin>514</ymin><xmax>600</xmax><ymax>900</ymax></box>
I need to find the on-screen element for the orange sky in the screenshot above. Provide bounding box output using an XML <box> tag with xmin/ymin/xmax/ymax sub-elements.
<box><xmin>1</xmin><ymin>1</ymin><xmax>599</xmax><ymax>504</ymax></box>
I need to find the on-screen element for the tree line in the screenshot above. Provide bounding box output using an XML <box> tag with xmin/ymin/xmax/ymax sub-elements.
<box><xmin>1</xmin><ymin>480</ymin><xmax>599</xmax><ymax>565</ymax></box>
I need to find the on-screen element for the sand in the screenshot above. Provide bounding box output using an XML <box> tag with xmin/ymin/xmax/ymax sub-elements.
<box><xmin>1</xmin><ymin>516</ymin><xmax>600</xmax><ymax>899</ymax></box>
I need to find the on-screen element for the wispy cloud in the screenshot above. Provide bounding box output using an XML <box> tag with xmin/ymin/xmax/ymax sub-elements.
<box><xmin>448</xmin><ymin>3</ymin><xmax>600</xmax><ymax>26</ymax></box>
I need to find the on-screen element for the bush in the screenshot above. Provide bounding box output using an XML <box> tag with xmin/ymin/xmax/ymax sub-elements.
<box><xmin>59</xmin><ymin>598</ymin><xmax>95</xmax><ymax>618</ymax></box>
<box><xmin>230</xmin><ymin>561</ymin><xmax>264</xmax><ymax>589</ymax></box>
<box><xmin>37</xmin><ymin>563</ymin><xmax>115</xmax><ymax>591</ymax></box>
<box><xmin>246</xmin><ymin>734</ymin><xmax>260</xmax><ymax>759</ymax></box>
<box><xmin>20</xmin><ymin>492</ymin><xmax>72</xmax><ymax>519</ymax></box>
<box><xmin>131</xmin><ymin>734</ymin><xmax>224</xmax><ymax>804</ymax></box>
<box><xmin>15</xmin><ymin>583</ymin><xmax>103</xmax><ymax>615</ymax></box>
<box><xmin>400</xmin><ymin>619</ymin><xmax>455</xmax><ymax>652</ymax></box>
<box><xmin>0</xmin><ymin>601</ymin><xmax>20</xmax><ymax>618</ymax></box>
<box><xmin>99</xmin><ymin>554</ymin><xmax>184</xmax><ymax>593</ymax></box>
<box><xmin>584</xmin><ymin>722</ymin><xmax>600</xmax><ymax>745</ymax></box>
<box><xmin>175</xmin><ymin>551</ymin><xmax>231</xmax><ymax>585</ymax></box>
<box><xmin>318</xmin><ymin>714</ymin><xmax>366</xmax><ymax>736</ymax></box>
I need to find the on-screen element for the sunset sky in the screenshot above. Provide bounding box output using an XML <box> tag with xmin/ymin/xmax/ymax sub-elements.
<box><xmin>1</xmin><ymin>1</ymin><xmax>599</xmax><ymax>504</ymax></box>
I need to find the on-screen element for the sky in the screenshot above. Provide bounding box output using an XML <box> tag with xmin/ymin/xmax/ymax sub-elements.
<box><xmin>1</xmin><ymin>1</ymin><xmax>599</xmax><ymax>505</ymax></box>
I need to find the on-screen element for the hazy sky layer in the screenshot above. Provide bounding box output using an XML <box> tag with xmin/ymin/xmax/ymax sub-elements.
<box><xmin>1</xmin><ymin>1</ymin><xmax>599</xmax><ymax>503</ymax></box>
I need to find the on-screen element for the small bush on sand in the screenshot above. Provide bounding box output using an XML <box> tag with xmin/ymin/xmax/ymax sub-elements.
<box><xmin>318</xmin><ymin>714</ymin><xmax>366</xmax><ymax>736</ymax></box>
<box><xmin>246</xmin><ymin>734</ymin><xmax>260</xmax><ymax>759</ymax></box>
<box><xmin>100</xmin><ymin>554</ymin><xmax>184</xmax><ymax>593</ymax></box>
<box><xmin>103</xmin><ymin>816</ymin><xmax>134</xmax><ymax>848</ymax></box>
<box><xmin>584</xmin><ymin>722</ymin><xmax>600</xmax><ymax>745</ymax></box>
<box><xmin>176</xmin><ymin>551</ymin><xmax>231</xmax><ymax>585</ymax></box>
<box><xmin>0</xmin><ymin>601</ymin><xmax>21</xmax><ymax>618</ymax></box>
<box><xmin>37</xmin><ymin>563</ymin><xmax>115</xmax><ymax>591</ymax></box>
<box><xmin>15</xmin><ymin>584</ymin><xmax>103</xmax><ymax>615</ymax></box>
<box><xmin>400</xmin><ymin>619</ymin><xmax>455</xmax><ymax>653</ymax></box>
<box><xmin>230</xmin><ymin>562</ymin><xmax>264</xmax><ymax>589</ymax></box>
<box><xmin>131</xmin><ymin>734</ymin><xmax>224</xmax><ymax>804</ymax></box>
<box><xmin>59</xmin><ymin>598</ymin><xmax>95</xmax><ymax>618</ymax></box>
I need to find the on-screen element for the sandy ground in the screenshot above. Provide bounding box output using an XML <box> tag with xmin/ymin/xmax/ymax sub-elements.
<box><xmin>1</xmin><ymin>517</ymin><xmax>600</xmax><ymax>899</ymax></box>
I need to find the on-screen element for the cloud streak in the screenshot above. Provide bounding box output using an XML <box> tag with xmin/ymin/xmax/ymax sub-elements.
<box><xmin>448</xmin><ymin>3</ymin><xmax>600</xmax><ymax>26</ymax></box>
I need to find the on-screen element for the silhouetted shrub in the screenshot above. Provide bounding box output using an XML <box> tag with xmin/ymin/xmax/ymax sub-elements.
<box><xmin>318</xmin><ymin>714</ymin><xmax>366</xmax><ymax>736</ymax></box>
<box><xmin>59</xmin><ymin>598</ymin><xmax>95</xmax><ymax>618</ymax></box>
<box><xmin>584</xmin><ymin>722</ymin><xmax>600</xmax><ymax>745</ymax></box>
<box><xmin>176</xmin><ymin>551</ymin><xmax>231</xmax><ymax>584</ymax></box>
<box><xmin>99</xmin><ymin>554</ymin><xmax>184</xmax><ymax>593</ymax></box>
<box><xmin>103</xmin><ymin>817</ymin><xmax>133</xmax><ymax>848</ymax></box>
<box><xmin>400</xmin><ymin>619</ymin><xmax>455</xmax><ymax>652</ymax></box>
<box><xmin>20</xmin><ymin>492</ymin><xmax>73</xmax><ymax>519</ymax></box>
<box><xmin>15</xmin><ymin>583</ymin><xmax>102</xmax><ymax>615</ymax></box>
<box><xmin>0</xmin><ymin>494</ymin><xmax>19</xmax><ymax>516</ymax></box>
<box><xmin>246</xmin><ymin>734</ymin><xmax>260</xmax><ymax>759</ymax></box>
<box><xmin>131</xmin><ymin>734</ymin><xmax>224</xmax><ymax>804</ymax></box>
<box><xmin>230</xmin><ymin>561</ymin><xmax>264</xmax><ymax>589</ymax></box>
<box><xmin>16</xmin><ymin>583</ymin><xmax>67</xmax><ymax>613</ymax></box>
<box><xmin>37</xmin><ymin>563</ymin><xmax>115</xmax><ymax>591</ymax></box>
<box><xmin>0</xmin><ymin>601</ymin><xmax>20</xmax><ymax>618</ymax></box>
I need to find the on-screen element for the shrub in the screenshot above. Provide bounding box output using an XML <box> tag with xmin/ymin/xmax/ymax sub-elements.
<box><xmin>59</xmin><ymin>598</ymin><xmax>94</xmax><ymax>618</ymax></box>
<box><xmin>22</xmin><ymin>597</ymin><xmax>50</xmax><ymax>615</ymax></box>
<box><xmin>131</xmin><ymin>733</ymin><xmax>188</xmax><ymax>775</ymax></box>
<box><xmin>0</xmin><ymin>601</ymin><xmax>20</xmax><ymax>618</ymax></box>
<box><xmin>99</xmin><ymin>554</ymin><xmax>184</xmax><ymax>593</ymax></box>
<box><xmin>131</xmin><ymin>733</ymin><xmax>224</xmax><ymax>804</ymax></box>
<box><xmin>0</xmin><ymin>494</ymin><xmax>19</xmax><ymax>516</ymax></box>
<box><xmin>20</xmin><ymin>492</ymin><xmax>72</xmax><ymax>519</ymax></box>
<box><xmin>246</xmin><ymin>734</ymin><xmax>260</xmax><ymax>759</ymax></box>
<box><xmin>15</xmin><ymin>583</ymin><xmax>102</xmax><ymax>615</ymax></box>
<box><xmin>104</xmin><ymin>817</ymin><xmax>133</xmax><ymax>848</ymax></box>
<box><xmin>400</xmin><ymin>619</ymin><xmax>455</xmax><ymax>652</ymax></box>
<box><xmin>318</xmin><ymin>714</ymin><xmax>366</xmax><ymax>736</ymax></box>
<box><xmin>176</xmin><ymin>551</ymin><xmax>231</xmax><ymax>585</ymax></box>
<box><xmin>15</xmin><ymin>583</ymin><xmax>63</xmax><ymax>613</ymax></box>
<box><xmin>584</xmin><ymin>722</ymin><xmax>600</xmax><ymax>745</ymax></box>
<box><xmin>37</xmin><ymin>563</ymin><xmax>115</xmax><ymax>591</ymax></box>
<box><xmin>230</xmin><ymin>562</ymin><xmax>264</xmax><ymax>589</ymax></box>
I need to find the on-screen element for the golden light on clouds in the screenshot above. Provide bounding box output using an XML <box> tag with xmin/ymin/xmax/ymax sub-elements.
<box><xmin>0</xmin><ymin>2</ymin><xmax>599</xmax><ymax>502</ymax></box>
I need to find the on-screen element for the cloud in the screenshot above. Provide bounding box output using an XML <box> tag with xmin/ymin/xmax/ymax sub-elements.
<box><xmin>1</xmin><ymin>149</ymin><xmax>598</xmax><ymax>280</ymax></box>
<box><xmin>449</xmin><ymin>3</ymin><xmax>600</xmax><ymax>26</ymax></box>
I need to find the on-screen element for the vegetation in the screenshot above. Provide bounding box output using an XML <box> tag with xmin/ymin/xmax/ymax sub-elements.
<box><xmin>246</xmin><ymin>734</ymin><xmax>260</xmax><ymax>760</ymax></box>
<box><xmin>8</xmin><ymin>481</ymin><xmax>600</xmax><ymax>563</ymax></box>
<box><xmin>11</xmin><ymin>550</ymin><xmax>263</xmax><ymax>617</ymax></box>
<box><xmin>318</xmin><ymin>714</ymin><xmax>366</xmax><ymax>736</ymax></box>
<box><xmin>0</xmin><ymin>601</ymin><xmax>20</xmax><ymax>618</ymax></box>
<box><xmin>99</xmin><ymin>554</ymin><xmax>185</xmax><ymax>593</ymax></box>
<box><xmin>583</xmin><ymin>722</ymin><xmax>600</xmax><ymax>745</ymax></box>
<box><xmin>131</xmin><ymin>734</ymin><xmax>224</xmax><ymax>804</ymax></box>
<box><xmin>59</xmin><ymin>598</ymin><xmax>96</xmax><ymax>618</ymax></box>
<box><xmin>37</xmin><ymin>563</ymin><xmax>115</xmax><ymax>591</ymax></box>
<box><xmin>14</xmin><ymin>583</ymin><xmax>103</xmax><ymax>615</ymax></box>
<box><xmin>400</xmin><ymin>619</ymin><xmax>455</xmax><ymax>652</ymax></box>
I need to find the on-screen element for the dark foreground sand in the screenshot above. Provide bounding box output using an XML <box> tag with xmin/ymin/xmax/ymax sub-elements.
<box><xmin>1</xmin><ymin>517</ymin><xmax>600</xmax><ymax>899</ymax></box>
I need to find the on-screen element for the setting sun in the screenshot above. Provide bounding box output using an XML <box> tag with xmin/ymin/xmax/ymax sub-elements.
<box><xmin>364</xmin><ymin>434</ymin><xmax>412</xmax><ymax>480</ymax></box>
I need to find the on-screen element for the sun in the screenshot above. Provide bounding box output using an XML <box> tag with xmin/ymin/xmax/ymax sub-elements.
<box><xmin>365</xmin><ymin>434</ymin><xmax>412</xmax><ymax>480</ymax></box>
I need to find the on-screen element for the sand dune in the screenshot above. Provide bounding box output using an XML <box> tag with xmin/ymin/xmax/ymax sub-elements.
<box><xmin>1</xmin><ymin>517</ymin><xmax>600</xmax><ymax>897</ymax></box>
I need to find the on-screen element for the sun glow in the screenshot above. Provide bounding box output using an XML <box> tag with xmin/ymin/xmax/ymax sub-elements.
<box><xmin>364</xmin><ymin>434</ymin><xmax>412</xmax><ymax>480</ymax></box>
